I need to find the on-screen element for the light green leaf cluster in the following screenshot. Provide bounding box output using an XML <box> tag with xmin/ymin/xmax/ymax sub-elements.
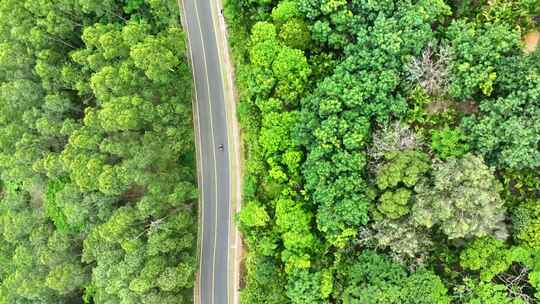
<box><xmin>413</xmin><ymin>154</ymin><xmax>506</xmax><ymax>239</ymax></box>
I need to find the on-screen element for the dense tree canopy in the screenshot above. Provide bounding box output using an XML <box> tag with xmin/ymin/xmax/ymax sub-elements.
<box><xmin>2</xmin><ymin>0</ymin><xmax>539</xmax><ymax>302</ymax></box>
<box><xmin>0</xmin><ymin>0</ymin><xmax>197</xmax><ymax>302</ymax></box>
<box><xmin>227</xmin><ymin>0</ymin><xmax>540</xmax><ymax>302</ymax></box>
<box><xmin>413</xmin><ymin>154</ymin><xmax>507</xmax><ymax>240</ymax></box>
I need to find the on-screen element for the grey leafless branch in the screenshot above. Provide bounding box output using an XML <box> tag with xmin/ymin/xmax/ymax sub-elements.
<box><xmin>496</xmin><ymin>265</ymin><xmax>533</xmax><ymax>303</ymax></box>
<box><xmin>407</xmin><ymin>44</ymin><xmax>452</xmax><ymax>96</ymax></box>
<box><xmin>368</xmin><ymin>121</ymin><xmax>425</xmax><ymax>171</ymax></box>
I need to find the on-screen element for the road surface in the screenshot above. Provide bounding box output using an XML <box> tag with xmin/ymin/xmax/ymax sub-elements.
<box><xmin>180</xmin><ymin>0</ymin><xmax>235</xmax><ymax>303</ymax></box>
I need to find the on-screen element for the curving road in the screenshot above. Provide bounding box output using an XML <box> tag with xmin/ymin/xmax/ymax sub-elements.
<box><xmin>180</xmin><ymin>0</ymin><xmax>236</xmax><ymax>303</ymax></box>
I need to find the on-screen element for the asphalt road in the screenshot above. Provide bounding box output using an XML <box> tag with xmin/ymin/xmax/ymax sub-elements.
<box><xmin>181</xmin><ymin>0</ymin><xmax>232</xmax><ymax>303</ymax></box>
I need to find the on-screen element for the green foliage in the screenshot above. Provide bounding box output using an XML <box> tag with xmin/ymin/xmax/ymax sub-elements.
<box><xmin>376</xmin><ymin>150</ymin><xmax>431</xmax><ymax>191</ymax></box>
<box><xmin>301</xmin><ymin>105</ymin><xmax>372</xmax><ymax>247</ymax></box>
<box><xmin>503</xmin><ymin>169</ymin><xmax>540</xmax><ymax>202</ymax></box>
<box><xmin>337</xmin><ymin>251</ymin><xmax>450</xmax><ymax>304</ymax></box>
<box><xmin>0</xmin><ymin>1</ymin><xmax>197</xmax><ymax>303</ymax></box>
<box><xmin>446</xmin><ymin>20</ymin><xmax>521</xmax><ymax>99</ymax></box>
<box><xmin>430</xmin><ymin>127</ymin><xmax>470</xmax><ymax>159</ymax></box>
<box><xmin>228</xmin><ymin>0</ymin><xmax>540</xmax><ymax>302</ymax></box>
<box><xmin>460</xmin><ymin>237</ymin><xmax>513</xmax><ymax>281</ymax></box>
<box><xmin>130</xmin><ymin>28</ymin><xmax>186</xmax><ymax>83</ymax></box>
<box><xmin>413</xmin><ymin>154</ymin><xmax>507</xmax><ymax>239</ymax></box>
<box><xmin>44</xmin><ymin>178</ymin><xmax>71</xmax><ymax>232</ymax></box>
<box><xmin>400</xmin><ymin>270</ymin><xmax>451</xmax><ymax>304</ymax></box>
<box><xmin>338</xmin><ymin>251</ymin><xmax>408</xmax><ymax>303</ymax></box>
<box><xmin>251</xmin><ymin>21</ymin><xmax>277</xmax><ymax>45</ymax></box>
<box><xmin>512</xmin><ymin>199</ymin><xmax>540</xmax><ymax>248</ymax></box>
<box><xmin>458</xmin><ymin>241</ymin><xmax>540</xmax><ymax>302</ymax></box>
<box><xmin>373</xmin><ymin>150</ymin><xmax>430</xmax><ymax>220</ymax></box>
<box><xmin>378</xmin><ymin>189</ymin><xmax>412</xmax><ymax>220</ymax></box>
<box><xmin>477</xmin><ymin>0</ymin><xmax>540</xmax><ymax>30</ymax></box>
<box><xmin>464</xmin><ymin>66</ymin><xmax>540</xmax><ymax>170</ymax></box>
<box><xmin>298</xmin><ymin>0</ymin><xmax>451</xmax><ymax>250</ymax></box>
<box><xmin>455</xmin><ymin>279</ymin><xmax>524</xmax><ymax>304</ymax></box>
<box><xmin>286</xmin><ymin>269</ymin><xmax>327</xmax><ymax>304</ymax></box>
<box><xmin>279</xmin><ymin>19</ymin><xmax>312</xmax><ymax>50</ymax></box>
<box><xmin>239</xmin><ymin>201</ymin><xmax>270</xmax><ymax>228</ymax></box>
<box><xmin>272</xmin><ymin>1</ymin><xmax>300</xmax><ymax>24</ymax></box>
<box><xmin>272</xmin><ymin>47</ymin><xmax>311</xmax><ymax>102</ymax></box>
<box><xmin>405</xmin><ymin>87</ymin><xmax>436</xmax><ymax>127</ymax></box>
<box><xmin>0</xmin><ymin>184</ymin><xmax>89</xmax><ymax>302</ymax></box>
<box><xmin>368</xmin><ymin>150</ymin><xmax>433</xmax><ymax>258</ymax></box>
<box><xmin>371</xmin><ymin>217</ymin><xmax>433</xmax><ymax>259</ymax></box>
<box><xmin>259</xmin><ymin>111</ymin><xmax>299</xmax><ymax>157</ymax></box>
<box><xmin>275</xmin><ymin>197</ymin><xmax>317</xmax><ymax>272</ymax></box>
<box><xmin>124</xmin><ymin>0</ymin><xmax>145</xmax><ymax>14</ymax></box>
<box><xmin>83</xmin><ymin>207</ymin><xmax>196</xmax><ymax>302</ymax></box>
<box><xmin>240</xmin><ymin>253</ymin><xmax>289</xmax><ymax>304</ymax></box>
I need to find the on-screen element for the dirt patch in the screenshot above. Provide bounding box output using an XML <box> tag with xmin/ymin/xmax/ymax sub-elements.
<box><xmin>426</xmin><ymin>99</ymin><xmax>478</xmax><ymax>115</ymax></box>
<box><xmin>29</xmin><ymin>184</ymin><xmax>44</xmax><ymax>209</ymax></box>
<box><xmin>426</xmin><ymin>100</ymin><xmax>452</xmax><ymax>114</ymax></box>
<box><xmin>238</xmin><ymin>239</ymin><xmax>247</xmax><ymax>289</ymax></box>
<box><xmin>121</xmin><ymin>185</ymin><xmax>146</xmax><ymax>203</ymax></box>
<box><xmin>455</xmin><ymin>100</ymin><xmax>478</xmax><ymax>114</ymax></box>
<box><xmin>523</xmin><ymin>30</ymin><xmax>539</xmax><ymax>54</ymax></box>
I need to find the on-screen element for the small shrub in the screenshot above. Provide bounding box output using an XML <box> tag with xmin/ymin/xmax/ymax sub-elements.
<box><xmin>45</xmin><ymin>178</ymin><xmax>70</xmax><ymax>232</ymax></box>
<box><xmin>430</xmin><ymin>127</ymin><xmax>469</xmax><ymax>159</ymax></box>
<box><xmin>405</xmin><ymin>87</ymin><xmax>457</xmax><ymax>129</ymax></box>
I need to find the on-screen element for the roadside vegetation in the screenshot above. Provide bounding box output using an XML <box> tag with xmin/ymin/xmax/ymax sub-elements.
<box><xmin>226</xmin><ymin>0</ymin><xmax>540</xmax><ymax>303</ymax></box>
<box><xmin>0</xmin><ymin>0</ymin><xmax>197</xmax><ymax>303</ymax></box>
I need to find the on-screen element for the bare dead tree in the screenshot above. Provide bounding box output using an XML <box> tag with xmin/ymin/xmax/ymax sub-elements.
<box><xmin>368</xmin><ymin>121</ymin><xmax>425</xmax><ymax>172</ymax></box>
<box><xmin>407</xmin><ymin>44</ymin><xmax>452</xmax><ymax>96</ymax></box>
<box><xmin>496</xmin><ymin>264</ymin><xmax>534</xmax><ymax>303</ymax></box>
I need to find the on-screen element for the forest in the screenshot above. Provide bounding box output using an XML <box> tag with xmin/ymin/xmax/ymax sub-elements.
<box><xmin>0</xmin><ymin>0</ymin><xmax>197</xmax><ymax>303</ymax></box>
<box><xmin>226</xmin><ymin>0</ymin><xmax>540</xmax><ymax>303</ymax></box>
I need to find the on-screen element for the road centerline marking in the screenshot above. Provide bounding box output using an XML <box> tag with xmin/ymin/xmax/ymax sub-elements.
<box><xmin>207</xmin><ymin>0</ymin><xmax>234</xmax><ymax>302</ymax></box>
<box><xmin>192</xmin><ymin>1</ymin><xmax>222</xmax><ymax>303</ymax></box>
